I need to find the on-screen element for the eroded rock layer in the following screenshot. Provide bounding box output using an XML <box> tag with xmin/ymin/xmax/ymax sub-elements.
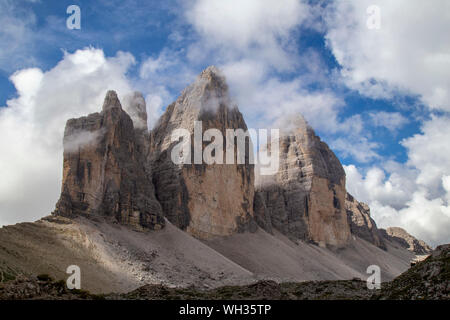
<box><xmin>254</xmin><ymin>116</ymin><xmax>351</xmax><ymax>247</ymax></box>
<box><xmin>53</xmin><ymin>91</ymin><xmax>164</xmax><ymax>230</ymax></box>
<box><xmin>149</xmin><ymin>66</ymin><xmax>255</xmax><ymax>239</ymax></box>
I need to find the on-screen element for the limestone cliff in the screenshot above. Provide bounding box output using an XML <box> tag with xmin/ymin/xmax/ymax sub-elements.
<box><xmin>254</xmin><ymin>116</ymin><xmax>351</xmax><ymax>247</ymax></box>
<box><xmin>380</xmin><ymin>227</ymin><xmax>432</xmax><ymax>255</ymax></box>
<box><xmin>345</xmin><ymin>193</ymin><xmax>386</xmax><ymax>249</ymax></box>
<box><xmin>53</xmin><ymin>91</ymin><xmax>164</xmax><ymax>230</ymax></box>
<box><xmin>149</xmin><ymin>66</ymin><xmax>255</xmax><ymax>239</ymax></box>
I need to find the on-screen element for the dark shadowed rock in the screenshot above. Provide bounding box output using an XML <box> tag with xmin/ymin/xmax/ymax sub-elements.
<box><xmin>53</xmin><ymin>90</ymin><xmax>164</xmax><ymax>230</ymax></box>
<box><xmin>345</xmin><ymin>193</ymin><xmax>386</xmax><ymax>249</ymax></box>
<box><xmin>380</xmin><ymin>227</ymin><xmax>432</xmax><ymax>255</ymax></box>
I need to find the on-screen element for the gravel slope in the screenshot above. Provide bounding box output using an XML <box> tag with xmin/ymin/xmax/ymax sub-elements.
<box><xmin>0</xmin><ymin>215</ymin><xmax>416</xmax><ymax>294</ymax></box>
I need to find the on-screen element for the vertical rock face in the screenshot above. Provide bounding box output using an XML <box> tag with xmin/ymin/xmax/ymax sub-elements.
<box><xmin>254</xmin><ymin>116</ymin><xmax>351</xmax><ymax>247</ymax></box>
<box><xmin>53</xmin><ymin>91</ymin><xmax>164</xmax><ymax>230</ymax></box>
<box><xmin>345</xmin><ymin>193</ymin><xmax>386</xmax><ymax>249</ymax></box>
<box><xmin>149</xmin><ymin>66</ymin><xmax>255</xmax><ymax>239</ymax></box>
<box><xmin>380</xmin><ymin>227</ymin><xmax>432</xmax><ymax>254</ymax></box>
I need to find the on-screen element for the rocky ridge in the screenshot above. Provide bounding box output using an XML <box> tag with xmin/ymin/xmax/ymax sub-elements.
<box><xmin>345</xmin><ymin>193</ymin><xmax>386</xmax><ymax>249</ymax></box>
<box><xmin>380</xmin><ymin>227</ymin><xmax>432</xmax><ymax>255</ymax></box>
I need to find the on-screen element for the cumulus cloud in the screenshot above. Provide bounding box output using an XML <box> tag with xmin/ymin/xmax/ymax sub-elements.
<box><xmin>0</xmin><ymin>48</ymin><xmax>135</xmax><ymax>226</ymax></box>
<box><xmin>324</xmin><ymin>0</ymin><xmax>450</xmax><ymax>246</ymax></box>
<box><xmin>138</xmin><ymin>0</ymin><xmax>354</xmax><ymax>134</ymax></box>
<box><xmin>180</xmin><ymin>0</ymin><xmax>370</xmax><ymax>138</ymax></box>
<box><xmin>325</xmin><ymin>0</ymin><xmax>450</xmax><ymax>111</ymax></box>
<box><xmin>370</xmin><ymin>192</ymin><xmax>450</xmax><ymax>247</ymax></box>
<box><xmin>345</xmin><ymin>115</ymin><xmax>450</xmax><ymax>246</ymax></box>
<box><xmin>369</xmin><ymin>111</ymin><xmax>409</xmax><ymax>133</ymax></box>
<box><xmin>332</xmin><ymin>138</ymin><xmax>380</xmax><ymax>163</ymax></box>
<box><xmin>402</xmin><ymin>116</ymin><xmax>450</xmax><ymax>197</ymax></box>
<box><xmin>222</xmin><ymin>67</ymin><xmax>345</xmax><ymax>130</ymax></box>
<box><xmin>185</xmin><ymin>0</ymin><xmax>311</xmax><ymax>72</ymax></box>
<box><xmin>186</xmin><ymin>0</ymin><xmax>307</xmax><ymax>48</ymax></box>
<box><xmin>138</xmin><ymin>49</ymin><xmax>198</xmax><ymax>128</ymax></box>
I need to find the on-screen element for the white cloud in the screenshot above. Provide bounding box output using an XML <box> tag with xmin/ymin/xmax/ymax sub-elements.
<box><xmin>443</xmin><ymin>175</ymin><xmax>450</xmax><ymax>201</ymax></box>
<box><xmin>185</xmin><ymin>0</ymin><xmax>310</xmax><ymax>72</ymax></box>
<box><xmin>221</xmin><ymin>65</ymin><xmax>345</xmax><ymax>131</ymax></box>
<box><xmin>63</xmin><ymin>129</ymin><xmax>105</xmax><ymax>153</ymax></box>
<box><xmin>0</xmin><ymin>48</ymin><xmax>136</xmax><ymax>226</ymax></box>
<box><xmin>324</xmin><ymin>0</ymin><xmax>450</xmax><ymax>246</ymax></box>
<box><xmin>180</xmin><ymin>0</ymin><xmax>369</xmax><ymax>139</ymax></box>
<box><xmin>325</xmin><ymin>0</ymin><xmax>450</xmax><ymax>111</ymax></box>
<box><xmin>186</xmin><ymin>0</ymin><xmax>307</xmax><ymax>48</ymax></box>
<box><xmin>370</xmin><ymin>190</ymin><xmax>450</xmax><ymax>247</ymax></box>
<box><xmin>332</xmin><ymin>138</ymin><xmax>380</xmax><ymax>163</ymax></box>
<box><xmin>345</xmin><ymin>164</ymin><xmax>416</xmax><ymax>210</ymax></box>
<box><xmin>0</xmin><ymin>0</ymin><xmax>37</xmax><ymax>71</ymax></box>
<box><xmin>401</xmin><ymin>115</ymin><xmax>450</xmax><ymax>197</ymax></box>
<box><xmin>345</xmin><ymin>115</ymin><xmax>450</xmax><ymax>246</ymax></box>
<box><xmin>369</xmin><ymin>111</ymin><xmax>409</xmax><ymax>133</ymax></box>
<box><xmin>138</xmin><ymin>49</ymin><xmax>198</xmax><ymax>128</ymax></box>
<box><xmin>135</xmin><ymin>0</ymin><xmax>356</xmax><ymax>138</ymax></box>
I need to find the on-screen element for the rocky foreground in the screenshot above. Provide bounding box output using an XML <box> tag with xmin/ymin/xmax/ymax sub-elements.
<box><xmin>0</xmin><ymin>244</ymin><xmax>448</xmax><ymax>300</ymax></box>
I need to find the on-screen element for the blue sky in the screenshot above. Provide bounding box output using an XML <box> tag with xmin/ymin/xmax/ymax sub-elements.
<box><xmin>0</xmin><ymin>0</ymin><xmax>449</xmax><ymax>246</ymax></box>
<box><xmin>0</xmin><ymin>0</ymin><xmax>423</xmax><ymax>164</ymax></box>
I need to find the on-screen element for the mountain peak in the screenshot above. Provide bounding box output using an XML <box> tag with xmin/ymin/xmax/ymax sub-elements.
<box><xmin>275</xmin><ymin>114</ymin><xmax>311</xmax><ymax>137</ymax></box>
<box><xmin>199</xmin><ymin>65</ymin><xmax>223</xmax><ymax>80</ymax></box>
<box><xmin>54</xmin><ymin>91</ymin><xmax>164</xmax><ymax>230</ymax></box>
<box><xmin>380</xmin><ymin>227</ymin><xmax>432</xmax><ymax>254</ymax></box>
<box><xmin>194</xmin><ymin>65</ymin><xmax>229</xmax><ymax>99</ymax></box>
<box><xmin>123</xmin><ymin>91</ymin><xmax>148</xmax><ymax>130</ymax></box>
<box><xmin>102</xmin><ymin>90</ymin><xmax>122</xmax><ymax>111</ymax></box>
<box><xmin>149</xmin><ymin>66</ymin><xmax>254</xmax><ymax>239</ymax></box>
<box><xmin>255</xmin><ymin>112</ymin><xmax>350</xmax><ymax>247</ymax></box>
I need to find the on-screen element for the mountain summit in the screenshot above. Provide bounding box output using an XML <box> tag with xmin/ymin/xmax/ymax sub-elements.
<box><xmin>149</xmin><ymin>65</ymin><xmax>255</xmax><ymax>239</ymax></box>
<box><xmin>53</xmin><ymin>90</ymin><xmax>164</xmax><ymax>230</ymax></box>
<box><xmin>254</xmin><ymin>115</ymin><xmax>351</xmax><ymax>247</ymax></box>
